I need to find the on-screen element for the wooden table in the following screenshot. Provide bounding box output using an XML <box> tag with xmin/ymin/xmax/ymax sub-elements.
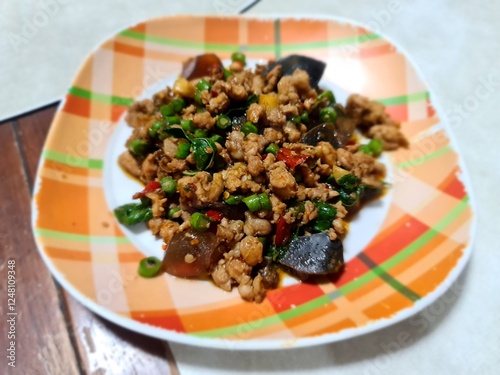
<box><xmin>0</xmin><ymin>104</ymin><xmax>179</xmax><ymax>375</ymax></box>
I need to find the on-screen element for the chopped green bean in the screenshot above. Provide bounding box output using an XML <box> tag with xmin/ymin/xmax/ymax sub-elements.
<box><xmin>265</xmin><ymin>143</ymin><xmax>279</xmax><ymax>156</ymax></box>
<box><xmin>160</xmin><ymin>177</ymin><xmax>177</xmax><ymax>195</ymax></box>
<box><xmin>224</xmin><ymin>195</ymin><xmax>243</xmax><ymax>205</ymax></box>
<box><xmin>167</xmin><ymin>207</ymin><xmax>181</xmax><ymax>219</ymax></box>
<box><xmin>242</xmin><ymin>193</ymin><xmax>271</xmax><ymax>212</ymax></box>
<box><xmin>160</xmin><ymin>104</ymin><xmax>175</xmax><ymax>117</ymax></box>
<box><xmin>170</xmin><ymin>98</ymin><xmax>185</xmax><ymax>113</ymax></box>
<box><xmin>319</xmin><ymin>107</ymin><xmax>337</xmax><ymax>123</ymax></box>
<box><xmin>223</xmin><ymin>68</ymin><xmax>232</xmax><ymax>80</ymax></box>
<box><xmin>138</xmin><ymin>256</ymin><xmax>162</xmax><ymax>278</ymax></box>
<box><xmin>231</xmin><ymin>51</ymin><xmax>246</xmax><ymax>64</ymax></box>
<box><xmin>194</xmin><ymin>91</ymin><xmax>203</xmax><ymax>105</ymax></box>
<box><xmin>359</xmin><ymin>138</ymin><xmax>383</xmax><ymax>157</ymax></box>
<box><xmin>148</xmin><ymin>121</ymin><xmax>163</xmax><ymax>138</ymax></box>
<box><xmin>128</xmin><ymin>139</ymin><xmax>149</xmax><ymax>156</ymax></box>
<box><xmin>211</xmin><ymin>134</ymin><xmax>224</xmax><ymax>145</ymax></box>
<box><xmin>190</xmin><ymin>212</ymin><xmax>211</xmax><ymax>231</ymax></box>
<box><xmin>175</xmin><ymin>140</ymin><xmax>191</xmax><ymax>159</ymax></box>
<box><xmin>166</xmin><ymin>115</ymin><xmax>180</xmax><ymax>125</ymax></box>
<box><xmin>300</xmin><ymin>111</ymin><xmax>309</xmax><ymax>124</ymax></box>
<box><xmin>242</xmin><ymin>194</ymin><xmax>260</xmax><ymax>212</ymax></box>
<box><xmin>216</xmin><ymin>114</ymin><xmax>232</xmax><ymax>130</ymax></box>
<box><xmin>257</xmin><ymin>193</ymin><xmax>272</xmax><ymax>211</ymax></box>
<box><xmin>315</xmin><ymin>90</ymin><xmax>336</xmax><ymax>107</ymax></box>
<box><xmin>241</xmin><ymin>121</ymin><xmax>258</xmax><ymax>136</ymax></box>
<box><xmin>181</xmin><ymin>119</ymin><xmax>195</xmax><ymax>132</ymax></box>
<box><xmin>196</xmin><ymin>78</ymin><xmax>211</xmax><ymax>92</ymax></box>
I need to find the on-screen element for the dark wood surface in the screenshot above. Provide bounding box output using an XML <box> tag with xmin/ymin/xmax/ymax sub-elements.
<box><xmin>0</xmin><ymin>105</ymin><xmax>179</xmax><ymax>375</ymax></box>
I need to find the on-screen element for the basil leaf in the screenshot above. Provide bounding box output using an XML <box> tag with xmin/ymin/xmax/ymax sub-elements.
<box><xmin>192</xmin><ymin>137</ymin><xmax>217</xmax><ymax>170</ymax></box>
<box><xmin>114</xmin><ymin>203</ymin><xmax>153</xmax><ymax>226</ymax></box>
<box><xmin>166</xmin><ymin>125</ymin><xmax>194</xmax><ymax>142</ymax></box>
<box><xmin>311</xmin><ymin>200</ymin><xmax>337</xmax><ymax>232</ymax></box>
<box><xmin>337</xmin><ymin>174</ymin><xmax>360</xmax><ymax>193</ymax></box>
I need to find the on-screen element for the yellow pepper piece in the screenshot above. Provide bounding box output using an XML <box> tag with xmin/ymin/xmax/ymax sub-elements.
<box><xmin>258</xmin><ymin>94</ymin><xmax>280</xmax><ymax>111</ymax></box>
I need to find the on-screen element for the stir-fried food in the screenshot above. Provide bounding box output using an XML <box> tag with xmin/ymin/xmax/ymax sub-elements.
<box><xmin>114</xmin><ymin>52</ymin><xmax>408</xmax><ymax>302</ymax></box>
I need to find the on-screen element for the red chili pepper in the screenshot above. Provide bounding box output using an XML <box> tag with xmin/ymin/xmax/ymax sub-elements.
<box><xmin>205</xmin><ymin>210</ymin><xmax>224</xmax><ymax>222</ymax></box>
<box><xmin>211</xmin><ymin>90</ymin><xmax>219</xmax><ymax>98</ymax></box>
<box><xmin>275</xmin><ymin>216</ymin><xmax>291</xmax><ymax>247</ymax></box>
<box><xmin>277</xmin><ymin>148</ymin><xmax>309</xmax><ymax>169</ymax></box>
<box><xmin>132</xmin><ymin>181</ymin><xmax>161</xmax><ymax>199</ymax></box>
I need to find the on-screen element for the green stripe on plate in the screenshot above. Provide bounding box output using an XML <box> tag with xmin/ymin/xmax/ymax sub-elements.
<box><xmin>43</xmin><ymin>150</ymin><xmax>103</xmax><ymax>170</ymax></box>
<box><xmin>36</xmin><ymin>229</ymin><xmax>129</xmax><ymax>244</ymax></box>
<box><xmin>378</xmin><ymin>92</ymin><xmax>429</xmax><ymax>106</ymax></box>
<box><xmin>192</xmin><ymin>195</ymin><xmax>469</xmax><ymax>338</ymax></box>
<box><xmin>358</xmin><ymin>253</ymin><xmax>421</xmax><ymax>302</ymax></box>
<box><xmin>69</xmin><ymin>86</ymin><xmax>134</xmax><ymax>107</ymax></box>
<box><xmin>193</xmin><ymin>295</ymin><xmax>332</xmax><ymax>339</ymax></box>
<box><xmin>279</xmin><ymin>33</ymin><xmax>381</xmax><ymax>51</ymax></box>
<box><xmin>119</xmin><ymin>29</ymin><xmax>381</xmax><ymax>52</ymax></box>
<box><xmin>378</xmin><ymin>195</ymin><xmax>469</xmax><ymax>272</ymax></box>
<box><xmin>397</xmin><ymin>146</ymin><xmax>452</xmax><ymax>169</ymax></box>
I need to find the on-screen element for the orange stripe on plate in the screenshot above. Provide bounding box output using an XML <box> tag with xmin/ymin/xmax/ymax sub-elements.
<box><xmin>287</xmin><ymin>305</ymin><xmax>358</xmax><ymax>337</ymax></box>
<box><xmin>118</xmin><ymin>251</ymin><xmax>147</xmax><ymax>263</ymax></box>
<box><xmin>388</xmin><ymin>232</ymin><xmax>448</xmax><ymax>278</ymax></box>
<box><xmin>131</xmin><ymin>311</ymin><xmax>185</xmax><ymax>332</ymax></box>
<box><xmin>364</xmin><ymin>216</ymin><xmax>430</xmax><ymax>265</ymax></box>
<box><xmin>63</xmin><ymin>94</ymin><xmax>91</xmax><ymax>118</ymax></box>
<box><xmin>343</xmin><ymin>275</ymin><xmax>386</xmax><ymax>303</ymax></box>
<box><xmin>368</xmin><ymin>212</ymin><xmax>418</xmax><ymax>250</ymax></box>
<box><xmin>51</xmin><ymin>259</ymin><xmax>96</xmax><ymax>300</ymax></box>
<box><xmin>110</xmin><ymin>105</ymin><xmax>129</xmax><ymax>122</ymax></box>
<box><xmin>401</xmin><ymin>117</ymin><xmax>439</xmax><ymax>139</ymax></box>
<box><xmin>128</xmin><ymin>22</ymin><xmax>146</xmax><ymax>34</ymax></box>
<box><xmin>141</xmin><ymin>48</ymin><xmax>192</xmax><ymax>63</ymax></box>
<box><xmin>363</xmin><ymin>291</ymin><xmax>414</xmax><ymax>320</ymax></box>
<box><xmin>204</xmin><ymin>18</ymin><xmax>239</xmax><ymax>45</ymax></box>
<box><xmin>268</xmin><ymin>283</ymin><xmax>324</xmax><ymax>313</ymax></box>
<box><xmin>179</xmin><ymin>299</ymin><xmax>277</xmax><ymax>333</ymax></box>
<box><xmin>359</xmin><ymin>42</ymin><xmax>395</xmax><ymax>59</ymax></box>
<box><xmin>385</xmin><ymin>103</ymin><xmax>408</xmax><ymax>122</ymax></box>
<box><xmin>43</xmin><ymin>159</ymin><xmax>90</xmax><ymax>177</ymax></box>
<box><xmin>437</xmin><ymin>167</ymin><xmax>458</xmax><ymax>193</ymax></box>
<box><xmin>113</xmin><ymin>41</ymin><xmax>145</xmax><ymax>58</ymax></box>
<box><xmin>309</xmin><ymin>318</ymin><xmax>356</xmax><ymax>337</ymax></box>
<box><xmin>427</xmin><ymin>99</ymin><xmax>436</xmax><ymax>118</ymax></box>
<box><xmin>283</xmin><ymin>302</ymin><xmax>336</xmax><ymax>331</ymax></box>
<box><xmin>36</xmin><ymin>176</ymin><xmax>90</xmax><ymax>235</ymax></box>
<box><xmin>281</xmin><ymin>19</ymin><xmax>328</xmax><ymax>45</ymax></box>
<box><xmin>333</xmin><ymin>256</ymin><xmax>371</xmax><ymax>288</ymax></box>
<box><xmin>247</xmin><ymin>19</ymin><xmax>274</xmax><ymax>45</ymax></box>
<box><xmin>438</xmin><ymin>167</ymin><xmax>467</xmax><ymax>200</ymax></box>
<box><xmin>407</xmin><ymin>244</ymin><xmax>464</xmax><ymax>296</ymax></box>
<box><xmin>44</xmin><ymin>247</ymin><xmax>92</xmax><ymax>261</ymax></box>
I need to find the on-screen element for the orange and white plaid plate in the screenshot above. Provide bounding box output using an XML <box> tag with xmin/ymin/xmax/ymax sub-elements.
<box><xmin>32</xmin><ymin>15</ymin><xmax>475</xmax><ymax>349</ymax></box>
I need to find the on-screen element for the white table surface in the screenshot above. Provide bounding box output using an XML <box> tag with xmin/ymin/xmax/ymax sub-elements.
<box><xmin>2</xmin><ymin>1</ymin><xmax>499</xmax><ymax>374</ymax></box>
